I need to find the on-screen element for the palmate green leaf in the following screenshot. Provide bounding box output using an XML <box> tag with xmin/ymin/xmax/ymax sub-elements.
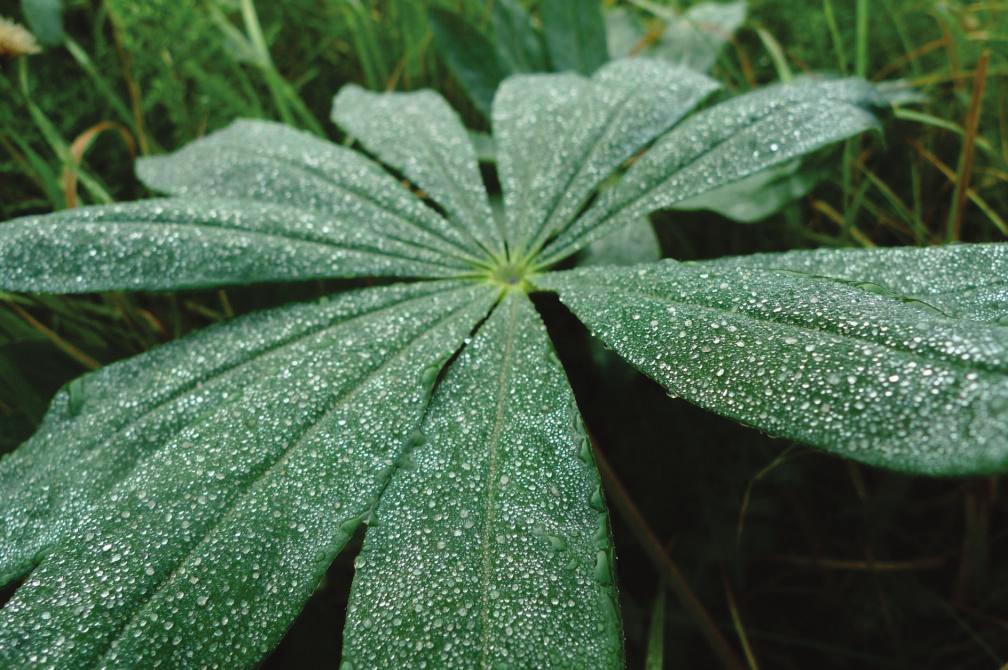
<box><xmin>539</xmin><ymin>0</ymin><xmax>609</xmax><ymax>75</ymax></box>
<box><xmin>539</xmin><ymin>78</ymin><xmax>886</xmax><ymax>264</ymax></box>
<box><xmin>0</xmin><ymin>198</ymin><xmax>467</xmax><ymax>293</ymax></box>
<box><xmin>537</xmin><ymin>259</ymin><xmax>1008</xmax><ymax>475</ymax></box>
<box><xmin>331</xmin><ymin>85</ymin><xmax>504</xmax><ymax>259</ymax></box>
<box><xmin>135</xmin><ymin>119</ymin><xmax>488</xmax><ymax>267</ymax></box>
<box><xmin>1</xmin><ymin>58</ymin><xmax>993</xmax><ymax>670</ymax></box>
<box><xmin>342</xmin><ymin>293</ymin><xmax>622</xmax><ymax>668</ymax></box>
<box><xmin>704</xmin><ymin>243</ymin><xmax>1008</xmax><ymax>323</ymax></box>
<box><xmin>0</xmin><ymin>280</ymin><xmax>496</xmax><ymax>667</ymax></box>
<box><xmin>494</xmin><ymin>59</ymin><xmax>718</xmax><ymax>256</ymax></box>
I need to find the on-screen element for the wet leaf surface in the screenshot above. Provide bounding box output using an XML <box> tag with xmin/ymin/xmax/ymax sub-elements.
<box><xmin>342</xmin><ymin>293</ymin><xmax>621</xmax><ymax>668</ymax></box>
<box><xmin>539</xmin><ymin>260</ymin><xmax>1008</xmax><ymax>474</ymax></box>
<box><xmin>0</xmin><ymin>281</ymin><xmax>495</xmax><ymax>668</ymax></box>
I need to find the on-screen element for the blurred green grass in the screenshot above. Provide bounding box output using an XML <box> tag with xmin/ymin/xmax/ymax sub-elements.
<box><xmin>1</xmin><ymin>1</ymin><xmax>1007</xmax><ymax>668</ymax></box>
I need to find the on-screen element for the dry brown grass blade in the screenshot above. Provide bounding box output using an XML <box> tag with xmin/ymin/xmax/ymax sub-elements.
<box><xmin>5</xmin><ymin>302</ymin><xmax>100</xmax><ymax>370</ymax></box>
<box><xmin>873</xmin><ymin>36</ymin><xmax>947</xmax><ymax>81</ymax></box>
<box><xmin>61</xmin><ymin>121</ymin><xmax>136</xmax><ymax>209</ymax></box>
<box><xmin>948</xmin><ymin>50</ymin><xmax>990</xmax><ymax>241</ymax></box>
<box><xmin>629</xmin><ymin>22</ymin><xmax>666</xmax><ymax>56</ymax></box>
<box><xmin>590</xmin><ymin>434</ymin><xmax>747</xmax><ymax>670</ymax></box>
<box><xmin>909</xmin><ymin>138</ymin><xmax>1008</xmax><ymax>236</ymax></box>
<box><xmin>810</xmin><ymin>199</ymin><xmax>876</xmax><ymax>247</ymax></box>
<box><xmin>107</xmin><ymin>10</ymin><xmax>150</xmax><ymax>155</ymax></box>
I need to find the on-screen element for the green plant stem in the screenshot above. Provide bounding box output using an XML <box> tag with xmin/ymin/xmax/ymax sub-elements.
<box><xmin>17</xmin><ymin>59</ymin><xmax>113</xmax><ymax>207</ymax></box>
<box><xmin>239</xmin><ymin>0</ymin><xmax>273</xmax><ymax>67</ymax></box>
<box><xmin>63</xmin><ymin>38</ymin><xmax>142</xmax><ymax>145</ymax></box>
<box><xmin>238</xmin><ymin>0</ymin><xmax>291</xmax><ymax>124</ymax></box>
<box><xmin>822</xmin><ymin>0</ymin><xmax>848</xmax><ymax>75</ymax></box>
<box><xmin>859</xmin><ymin>164</ymin><xmax>928</xmax><ymax>243</ymax></box>
<box><xmin>343</xmin><ymin>0</ymin><xmax>390</xmax><ymax>90</ymax></box>
<box><xmin>880</xmin><ymin>0</ymin><xmax>919</xmax><ymax>77</ymax></box>
<box><xmin>1</xmin><ymin>133</ymin><xmax>63</xmax><ymax>209</ymax></box>
<box><xmin>645</xmin><ymin>588</ymin><xmax>666</xmax><ymax>670</ymax></box>
<box><xmin>723</xmin><ymin>575</ymin><xmax>760</xmax><ymax>670</ymax></box>
<box><xmin>590</xmin><ymin>435</ymin><xmax>746</xmax><ymax>670</ymax></box>
<box><xmin>855</xmin><ymin>0</ymin><xmax>869</xmax><ymax>78</ymax></box>
<box><xmin>844</xmin><ymin>0</ymin><xmax>870</xmax><ymax>229</ymax></box>
<box><xmin>754</xmin><ymin>25</ymin><xmax>793</xmax><ymax>83</ymax></box>
<box><xmin>842</xmin><ymin>174</ymin><xmax>871</xmax><ymax>244</ymax></box>
<box><xmin>239</xmin><ymin>0</ymin><xmax>324</xmax><ymax>134</ymax></box>
<box><xmin>842</xmin><ymin>140</ymin><xmax>855</xmax><ymax>216</ymax></box>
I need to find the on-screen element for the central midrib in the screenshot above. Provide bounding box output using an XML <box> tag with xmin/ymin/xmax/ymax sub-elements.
<box><xmin>84</xmin><ymin>294</ymin><xmax>489</xmax><ymax>666</ymax></box>
<box><xmin>478</xmin><ymin>296</ymin><xmax>519</xmax><ymax>670</ymax></box>
<box><xmin>567</xmin><ymin>280</ymin><xmax>1008</xmax><ymax>376</ymax></box>
<box><xmin>539</xmin><ymin>97</ymin><xmax>868</xmax><ymax>264</ymax></box>
<box><xmin>46</xmin><ymin>218</ymin><xmax>465</xmax><ymax>275</ymax></box>
<box><xmin>0</xmin><ymin>286</ymin><xmax>471</xmax><ymax>581</ymax></box>
<box><xmin>520</xmin><ymin>87</ymin><xmax>637</xmax><ymax>259</ymax></box>
<box><xmin>207</xmin><ymin>145</ymin><xmax>486</xmax><ymax>266</ymax></box>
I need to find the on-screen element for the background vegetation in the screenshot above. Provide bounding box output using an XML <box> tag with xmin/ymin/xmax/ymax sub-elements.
<box><xmin>1</xmin><ymin>0</ymin><xmax>1006</xmax><ymax>667</ymax></box>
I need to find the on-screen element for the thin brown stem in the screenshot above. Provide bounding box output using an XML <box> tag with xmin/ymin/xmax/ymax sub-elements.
<box><xmin>590</xmin><ymin>435</ymin><xmax>746</xmax><ymax>670</ymax></box>
<box><xmin>948</xmin><ymin>51</ymin><xmax>990</xmax><ymax>241</ymax></box>
<box><xmin>6</xmin><ymin>302</ymin><xmax>100</xmax><ymax>370</ymax></box>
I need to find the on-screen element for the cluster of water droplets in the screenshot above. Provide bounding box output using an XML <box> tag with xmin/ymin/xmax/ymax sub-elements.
<box><xmin>0</xmin><ymin>282</ymin><xmax>496</xmax><ymax>668</ymax></box>
<box><xmin>0</xmin><ymin>196</ymin><xmax>470</xmax><ymax>294</ymax></box>
<box><xmin>342</xmin><ymin>294</ymin><xmax>621</xmax><ymax>668</ymax></box>
<box><xmin>540</xmin><ymin>261</ymin><xmax>1008</xmax><ymax>474</ymax></box>
<box><xmin>332</xmin><ymin>85</ymin><xmax>502</xmax><ymax>259</ymax></box>
<box><xmin>137</xmin><ymin>119</ymin><xmax>490</xmax><ymax>263</ymax></box>
<box><xmin>543</xmin><ymin>77</ymin><xmax>885</xmax><ymax>264</ymax></box>
<box><xmin>709</xmin><ymin>243</ymin><xmax>1008</xmax><ymax>324</ymax></box>
<box><xmin>491</xmin><ymin>59</ymin><xmax>718</xmax><ymax>256</ymax></box>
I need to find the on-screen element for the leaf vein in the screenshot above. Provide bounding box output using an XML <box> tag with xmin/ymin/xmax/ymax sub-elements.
<box><xmin>92</xmin><ymin>294</ymin><xmax>485</xmax><ymax>666</ymax></box>
<box><xmin>201</xmin><ymin>144</ymin><xmax>485</xmax><ymax>264</ymax></box>
<box><xmin>478</xmin><ymin>296</ymin><xmax>520</xmax><ymax>670</ymax></box>
<box><xmin>571</xmin><ymin>282</ymin><xmax>1008</xmax><ymax>375</ymax></box>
